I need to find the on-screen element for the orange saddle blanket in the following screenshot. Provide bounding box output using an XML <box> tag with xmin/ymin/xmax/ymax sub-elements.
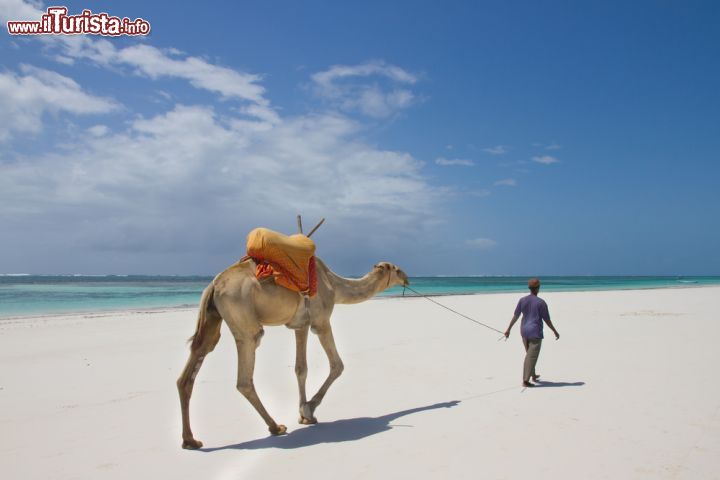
<box><xmin>245</xmin><ymin>227</ymin><xmax>317</xmax><ymax>297</ymax></box>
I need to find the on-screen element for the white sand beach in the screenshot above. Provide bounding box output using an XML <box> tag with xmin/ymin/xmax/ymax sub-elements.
<box><xmin>2</xmin><ymin>286</ymin><xmax>719</xmax><ymax>479</ymax></box>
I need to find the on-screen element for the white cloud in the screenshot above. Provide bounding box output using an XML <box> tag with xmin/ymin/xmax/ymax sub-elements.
<box><xmin>156</xmin><ymin>90</ymin><xmax>172</xmax><ymax>101</ymax></box>
<box><xmin>0</xmin><ymin>2</ymin><xmax>440</xmax><ymax>273</ymax></box>
<box><xmin>60</xmin><ymin>40</ymin><xmax>278</xmax><ymax>122</ymax></box>
<box><xmin>114</xmin><ymin>45</ymin><xmax>269</xmax><ymax>105</ymax></box>
<box><xmin>0</xmin><ymin>0</ymin><xmax>44</xmax><ymax>22</ymax></box>
<box><xmin>494</xmin><ymin>178</ymin><xmax>517</xmax><ymax>187</ymax></box>
<box><xmin>532</xmin><ymin>155</ymin><xmax>560</xmax><ymax>165</ymax></box>
<box><xmin>0</xmin><ymin>1</ymin><xmax>277</xmax><ymax>145</ymax></box>
<box><xmin>0</xmin><ymin>64</ymin><xmax>119</xmax><ymax>141</ymax></box>
<box><xmin>312</xmin><ymin>61</ymin><xmax>418</xmax><ymax>86</ymax></box>
<box><xmin>483</xmin><ymin>145</ymin><xmax>507</xmax><ymax>155</ymax></box>
<box><xmin>466</xmin><ymin>237</ymin><xmax>497</xmax><ymax>249</ymax></box>
<box><xmin>86</xmin><ymin>124</ymin><xmax>109</xmax><ymax>137</ymax></box>
<box><xmin>435</xmin><ymin>157</ymin><xmax>474</xmax><ymax>167</ymax></box>
<box><xmin>311</xmin><ymin>61</ymin><xmax>418</xmax><ymax>117</ymax></box>
<box><xmin>0</xmin><ymin>0</ymin><xmax>276</xmax><ymax>124</ymax></box>
<box><xmin>0</xmin><ymin>104</ymin><xmax>441</xmax><ymax>268</ymax></box>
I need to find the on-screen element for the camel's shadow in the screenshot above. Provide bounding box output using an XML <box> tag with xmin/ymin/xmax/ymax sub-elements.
<box><xmin>200</xmin><ymin>400</ymin><xmax>460</xmax><ymax>452</ymax></box>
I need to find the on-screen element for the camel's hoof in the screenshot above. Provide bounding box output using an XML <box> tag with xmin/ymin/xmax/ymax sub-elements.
<box><xmin>182</xmin><ymin>438</ymin><xmax>203</xmax><ymax>449</ymax></box>
<box><xmin>300</xmin><ymin>403</ymin><xmax>315</xmax><ymax>421</ymax></box>
<box><xmin>269</xmin><ymin>424</ymin><xmax>287</xmax><ymax>436</ymax></box>
<box><xmin>299</xmin><ymin>415</ymin><xmax>317</xmax><ymax>425</ymax></box>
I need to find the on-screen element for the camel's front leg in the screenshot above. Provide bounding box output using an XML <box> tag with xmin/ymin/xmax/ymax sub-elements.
<box><xmin>302</xmin><ymin>326</ymin><xmax>344</xmax><ymax>423</ymax></box>
<box><xmin>235</xmin><ymin>334</ymin><xmax>287</xmax><ymax>436</ymax></box>
<box><xmin>294</xmin><ymin>326</ymin><xmax>313</xmax><ymax>424</ymax></box>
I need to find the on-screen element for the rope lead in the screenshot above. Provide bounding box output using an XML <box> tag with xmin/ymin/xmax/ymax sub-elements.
<box><xmin>402</xmin><ymin>285</ymin><xmax>507</xmax><ymax>340</ymax></box>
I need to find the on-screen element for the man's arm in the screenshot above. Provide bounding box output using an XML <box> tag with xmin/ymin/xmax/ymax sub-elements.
<box><xmin>544</xmin><ymin>318</ymin><xmax>560</xmax><ymax>340</ymax></box>
<box><xmin>542</xmin><ymin>303</ymin><xmax>560</xmax><ymax>340</ymax></box>
<box><xmin>504</xmin><ymin>314</ymin><xmax>519</xmax><ymax>338</ymax></box>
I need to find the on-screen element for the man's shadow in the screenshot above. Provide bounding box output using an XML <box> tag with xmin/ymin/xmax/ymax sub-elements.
<box><xmin>201</xmin><ymin>400</ymin><xmax>460</xmax><ymax>452</ymax></box>
<box><xmin>533</xmin><ymin>380</ymin><xmax>585</xmax><ymax>388</ymax></box>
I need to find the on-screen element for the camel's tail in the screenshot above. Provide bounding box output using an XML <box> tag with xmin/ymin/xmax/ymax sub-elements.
<box><xmin>188</xmin><ymin>281</ymin><xmax>220</xmax><ymax>351</ymax></box>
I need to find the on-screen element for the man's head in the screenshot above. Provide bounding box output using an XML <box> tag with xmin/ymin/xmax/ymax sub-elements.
<box><xmin>528</xmin><ymin>277</ymin><xmax>541</xmax><ymax>295</ymax></box>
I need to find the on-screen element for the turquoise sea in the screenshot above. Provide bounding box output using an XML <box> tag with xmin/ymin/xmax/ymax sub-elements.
<box><xmin>1</xmin><ymin>274</ymin><xmax>719</xmax><ymax>318</ymax></box>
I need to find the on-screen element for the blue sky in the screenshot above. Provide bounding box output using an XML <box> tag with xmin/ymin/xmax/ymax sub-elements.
<box><xmin>1</xmin><ymin>0</ymin><xmax>719</xmax><ymax>276</ymax></box>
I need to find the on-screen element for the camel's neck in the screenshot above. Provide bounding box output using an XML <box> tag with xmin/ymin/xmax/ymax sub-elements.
<box><xmin>317</xmin><ymin>259</ymin><xmax>389</xmax><ymax>305</ymax></box>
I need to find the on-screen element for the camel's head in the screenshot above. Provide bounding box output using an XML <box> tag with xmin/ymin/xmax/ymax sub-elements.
<box><xmin>373</xmin><ymin>262</ymin><xmax>410</xmax><ymax>288</ymax></box>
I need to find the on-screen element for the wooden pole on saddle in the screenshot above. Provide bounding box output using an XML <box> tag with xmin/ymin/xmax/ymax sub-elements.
<box><xmin>307</xmin><ymin>218</ymin><xmax>325</xmax><ymax>238</ymax></box>
<box><xmin>296</xmin><ymin>215</ymin><xmax>325</xmax><ymax>238</ymax></box>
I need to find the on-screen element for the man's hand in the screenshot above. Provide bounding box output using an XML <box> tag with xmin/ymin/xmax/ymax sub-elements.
<box><xmin>553</xmin><ymin>330</ymin><xmax>560</xmax><ymax>340</ymax></box>
<box><xmin>506</xmin><ymin>314</ymin><xmax>519</xmax><ymax>339</ymax></box>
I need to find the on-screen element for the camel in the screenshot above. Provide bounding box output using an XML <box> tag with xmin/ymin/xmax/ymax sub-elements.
<box><xmin>176</xmin><ymin>256</ymin><xmax>409</xmax><ymax>449</ymax></box>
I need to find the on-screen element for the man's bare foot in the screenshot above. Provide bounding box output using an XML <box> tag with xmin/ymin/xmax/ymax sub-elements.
<box><xmin>532</xmin><ymin>374</ymin><xmax>541</xmax><ymax>382</ymax></box>
<box><xmin>523</xmin><ymin>381</ymin><xmax>535</xmax><ymax>388</ymax></box>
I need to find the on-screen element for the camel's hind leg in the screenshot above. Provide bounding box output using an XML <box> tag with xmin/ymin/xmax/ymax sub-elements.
<box><xmin>234</xmin><ymin>330</ymin><xmax>287</xmax><ymax>435</ymax></box>
<box><xmin>177</xmin><ymin>305</ymin><xmax>222</xmax><ymax>449</ymax></box>
<box><xmin>302</xmin><ymin>325</ymin><xmax>344</xmax><ymax>423</ymax></box>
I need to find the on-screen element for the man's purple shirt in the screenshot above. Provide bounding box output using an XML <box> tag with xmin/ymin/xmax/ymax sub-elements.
<box><xmin>514</xmin><ymin>294</ymin><xmax>550</xmax><ymax>339</ymax></box>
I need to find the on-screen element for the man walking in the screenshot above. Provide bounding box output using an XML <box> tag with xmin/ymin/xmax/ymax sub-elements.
<box><xmin>504</xmin><ymin>278</ymin><xmax>560</xmax><ymax>387</ymax></box>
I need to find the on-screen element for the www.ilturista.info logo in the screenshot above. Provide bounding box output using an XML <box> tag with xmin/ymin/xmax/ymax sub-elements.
<box><xmin>7</xmin><ymin>6</ymin><xmax>150</xmax><ymax>36</ymax></box>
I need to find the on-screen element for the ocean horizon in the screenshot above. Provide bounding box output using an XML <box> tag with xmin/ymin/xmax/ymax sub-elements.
<box><xmin>1</xmin><ymin>274</ymin><xmax>719</xmax><ymax>318</ymax></box>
